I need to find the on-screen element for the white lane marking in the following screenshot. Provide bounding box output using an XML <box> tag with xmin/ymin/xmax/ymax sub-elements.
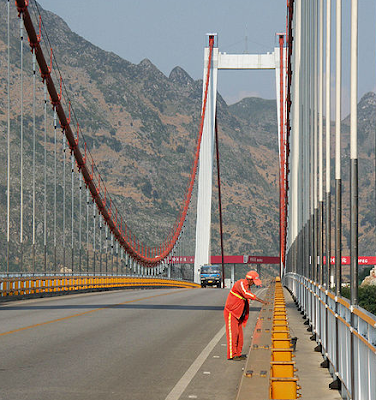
<box><xmin>254</xmin><ymin>287</ymin><xmax>268</xmax><ymax>299</ymax></box>
<box><xmin>258</xmin><ymin>287</ymin><xmax>268</xmax><ymax>297</ymax></box>
<box><xmin>165</xmin><ymin>326</ymin><xmax>225</xmax><ymax>400</ymax></box>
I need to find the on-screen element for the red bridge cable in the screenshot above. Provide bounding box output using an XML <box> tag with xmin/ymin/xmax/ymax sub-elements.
<box><xmin>15</xmin><ymin>0</ymin><xmax>214</xmax><ymax>265</ymax></box>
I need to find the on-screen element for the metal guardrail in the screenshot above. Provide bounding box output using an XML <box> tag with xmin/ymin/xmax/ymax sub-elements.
<box><xmin>284</xmin><ymin>272</ymin><xmax>376</xmax><ymax>400</ymax></box>
<box><xmin>0</xmin><ymin>275</ymin><xmax>200</xmax><ymax>298</ymax></box>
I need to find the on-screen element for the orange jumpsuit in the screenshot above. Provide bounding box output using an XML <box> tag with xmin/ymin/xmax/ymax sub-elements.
<box><xmin>224</xmin><ymin>279</ymin><xmax>256</xmax><ymax>359</ymax></box>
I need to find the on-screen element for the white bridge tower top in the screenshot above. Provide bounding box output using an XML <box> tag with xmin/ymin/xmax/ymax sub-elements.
<box><xmin>194</xmin><ymin>33</ymin><xmax>286</xmax><ymax>284</ymax></box>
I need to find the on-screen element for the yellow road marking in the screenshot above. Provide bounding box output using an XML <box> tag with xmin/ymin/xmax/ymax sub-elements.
<box><xmin>0</xmin><ymin>289</ymin><xmax>188</xmax><ymax>337</ymax></box>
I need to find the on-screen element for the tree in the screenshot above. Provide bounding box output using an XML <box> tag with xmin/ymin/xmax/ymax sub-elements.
<box><xmin>341</xmin><ymin>285</ymin><xmax>376</xmax><ymax>315</ymax></box>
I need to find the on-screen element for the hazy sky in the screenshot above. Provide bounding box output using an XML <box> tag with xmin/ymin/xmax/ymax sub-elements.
<box><xmin>36</xmin><ymin>0</ymin><xmax>376</xmax><ymax>114</ymax></box>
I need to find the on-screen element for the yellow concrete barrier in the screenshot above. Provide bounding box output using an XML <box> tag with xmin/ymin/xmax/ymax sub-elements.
<box><xmin>270</xmin><ymin>278</ymin><xmax>300</xmax><ymax>399</ymax></box>
<box><xmin>270</xmin><ymin>377</ymin><xmax>300</xmax><ymax>399</ymax></box>
<box><xmin>272</xmin><ymin>331</ymin><xmax>290</xmax><ymax>340</ymax></box>
<box><xmin>271</xmin><ymin>348</ymin><xmax>295</xmax><ymax>362</ymax></box>
<box><xmin>273</xmin><ymin>324</ymin><xmax>289</xmax><ymax>331</ymax></box>
<box><xmin>270</xmin><ymin>361</ymin><xmax>296</xmax><ymax>378</ymax></box>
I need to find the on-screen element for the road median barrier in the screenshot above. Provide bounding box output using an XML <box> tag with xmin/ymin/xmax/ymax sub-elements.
<box><xmin>236</xmin><ymin>284</ymin><xmax>274</xmax><ymax>400</ymax></box>
<box><xmin>236</xmin><ymin>277</ymin><xmax>301</xmax><ymax>399</ymax></box>
<box><xmin>0</xmin><ymin>276</ymin><xmax>200</xmax><ymax>300</ymax></box>
<box><xmin>270</xmin><ymin>277</ymin><xmax>300</xmax><ymax>399</ymax></box>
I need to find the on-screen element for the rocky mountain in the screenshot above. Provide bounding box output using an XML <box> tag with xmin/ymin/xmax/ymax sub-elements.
<box><xmin>0</xmin><ymin>0</ymin><xmax>280</xmax><ymax>268</ymax></box>
<box><xmin>340</xmin><ymin>91</ymin><xmax>376</xmax><ymax>256</ymax></box>
<box><xmin>1</xmin><ymin>0</ymin><xmax>375</xmax><ymax>274</ymax></box>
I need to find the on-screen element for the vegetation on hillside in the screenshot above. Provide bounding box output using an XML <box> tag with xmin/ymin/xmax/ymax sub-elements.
<box><xmin>341</xmin><ymin>285</ymin><xmax>376</xmax><ymax>315</ymax></box>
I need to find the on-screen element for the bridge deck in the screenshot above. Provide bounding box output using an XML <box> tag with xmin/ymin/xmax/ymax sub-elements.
<box><xmin>0</xmin><ymin>284</ymin><xmax>345</xmax><ymax>399</ymax></box>
<box><xmin>236</xmin><ymin>287</ymin><xmax>342</xmax><ymax>400</ymax></box>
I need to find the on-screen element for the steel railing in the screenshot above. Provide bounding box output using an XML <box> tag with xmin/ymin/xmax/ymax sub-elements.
<box><xmin>284</xmin><ymin>272</ymin><xmax>376</xmax><ymax>400</ymax></box>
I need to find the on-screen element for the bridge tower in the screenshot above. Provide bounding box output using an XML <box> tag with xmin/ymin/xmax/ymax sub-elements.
<box><xmin>194</xmin><ymin>34</ymin><xmax>286</xmax><ymax>284</ymax></box>
<box><xmin>194</xmin><ymin>34</ymin><xmax>219</xmax><ymax>283</ymax></box>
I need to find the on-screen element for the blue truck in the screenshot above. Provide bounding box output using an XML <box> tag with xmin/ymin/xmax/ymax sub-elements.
<box><xmin>200</xmin><ymin>265</ymin><xmax>222</xmax><ymax>288</ymax></box>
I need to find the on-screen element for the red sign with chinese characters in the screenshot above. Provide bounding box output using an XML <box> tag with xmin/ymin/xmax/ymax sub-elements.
<box><xmin>324</xmin><ymin>256</ymin><xmax>376</xmax><ymax>265</ymax></box>
<box><xmin>167</xmin><ymin>255</ymin><xmax>376</xmax><ymax>265</ymax></box>
<box><xmin>167</xmin><ymin>255</ymin><xmax>280</xmax><ymax>264</ymax></box>
<box><xmin>211</xmin><ymin>255</ymin><xmax>280</xmax><ymax>264</ymax></box>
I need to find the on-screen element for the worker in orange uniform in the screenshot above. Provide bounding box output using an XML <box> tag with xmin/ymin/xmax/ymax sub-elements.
<box><xmin>224</xmin><ymin>270</ymin><xmax>267</xmax><ymax>360</ymax></box>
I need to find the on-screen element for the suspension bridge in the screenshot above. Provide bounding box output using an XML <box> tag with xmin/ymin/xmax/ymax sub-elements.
<box><xmin>1</xmin><ymin>0</ymin><xmax>375</xmax><ymax>399</ymax></box>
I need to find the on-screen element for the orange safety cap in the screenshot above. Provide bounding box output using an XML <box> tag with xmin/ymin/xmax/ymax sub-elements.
<box><xmin>246</xmin><ymin>270</ymin><xmax>262</xmax><ymax>286</ymax></box>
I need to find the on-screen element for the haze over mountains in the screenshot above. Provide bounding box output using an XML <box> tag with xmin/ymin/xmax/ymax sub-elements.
<box><xmin>0</xmin><ymin>0</ymin><xmax>375</xmax><ymax>266</ymax></box>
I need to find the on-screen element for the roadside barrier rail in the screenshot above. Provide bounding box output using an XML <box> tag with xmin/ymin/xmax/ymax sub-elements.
<box><xmin>270</xmin><ymin>277</ymin><xmax>300</xmax><ymax>399</ymax></box>
<box><xmin>236</xmin><ymin>278</ymin><xmax>299</xmax><ymax>400</ymax></box>
<box><xmin>0</xmin><ymin>275</ymin><xmax>200</xmax><ymax>298</ymax></box>
<box><xmin>284</xmin><ymin>272</ymin><xmax>376</xmax><ymax>400</ymax></box>
<box><xmin>236</xmin><ymin>284</ymin><xmax>274</xmax><ymax>400</ymax></box>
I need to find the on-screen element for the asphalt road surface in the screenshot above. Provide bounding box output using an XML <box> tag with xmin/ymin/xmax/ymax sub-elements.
<box><xmin>0</xmin><ymin>287</ymin><xmax>266</xmax><ymax>400</ymax></box>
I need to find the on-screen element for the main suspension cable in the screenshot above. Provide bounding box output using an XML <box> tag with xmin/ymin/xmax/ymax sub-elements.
<box><xmin>16</xmin><ymin>0</ymin><xmax>214</xmax><ymax>266</ymax></box>
<box><xmin>32</xmin><ymin>47</ymin><xmax>36</xmax><ymax>273</ymax></box>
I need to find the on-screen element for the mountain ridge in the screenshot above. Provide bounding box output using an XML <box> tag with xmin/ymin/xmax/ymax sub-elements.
<box><xmin>1</xmin><ymin>0</ymin><xmax>375</xmax><ymax>273</ymax></box>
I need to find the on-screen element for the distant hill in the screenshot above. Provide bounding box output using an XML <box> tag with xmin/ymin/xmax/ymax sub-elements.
<box><xmin>1</xmin><ymin>1</ymin><xmax>374</xmax><ymax>272</ymax></box>
<box><xmin>340</xmin><ymin>91</ymin><xmax>376</xmax><ymax>256</ymax></box>
<box><xmin>0</xmin><ymin>0</ymin><xmax>281</xmax><ymax>263</ymax></box>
